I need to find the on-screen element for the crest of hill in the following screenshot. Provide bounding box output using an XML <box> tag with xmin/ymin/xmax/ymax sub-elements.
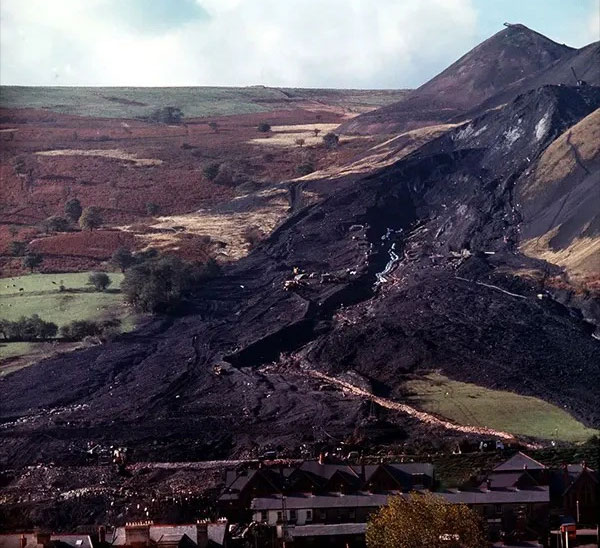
<box><xmin>339</xmin><ymin>24</ymin><xmax>573</xmax><ymax>135</ymax></box>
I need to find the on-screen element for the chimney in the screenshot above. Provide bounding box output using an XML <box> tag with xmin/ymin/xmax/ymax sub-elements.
<box><xmin>361</xmin><ymin>458</ymin><xmax>366</xmax><ymax>483</ymax></box>
<box><xmin>196</xmin><ymin>521</ymin><xmax>208</xmax><ymax>548</ymax></box>
<box><xmin>19</xmin><ymin>535</ymin><xmax>26</xmax><ymax>548</ymax></box>
<box><xmin>125</xmin><ymin>521</ymin><xmax>152</xmax><ymax>547</ymax></box>
<box><xmin>97</xmin><ymin>526</ymin><xmax>106</xmax><ymax>545</ymax></box>
<box><xmin>485</xmin><ymin>479</ymin><xmax>491</xmax><ymax>491</ymax></box>
<box><xmin>35</xmin><ymin>532</ymin><xmax>51</xmax><ymax>547</ymax></box>
<box><xmin>318</xmin><ymin>452</ymin><xmax>324</xmax><ymax>465</ymax></box>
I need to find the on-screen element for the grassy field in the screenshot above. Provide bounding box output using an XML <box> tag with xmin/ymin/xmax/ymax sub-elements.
<box><xmin>0</xmin><ymin>272</ymin><xmax>136</xmax><ymax>363</ymax></box>
<box><xmin>0</xmin><ymin>86</ymin><xmax>407</xmax><ymax>119</ymax></box>
<box><xmin>406</xmin><ymin>373</ymin><xmax>598</xmax><ymax>443</ymax></box>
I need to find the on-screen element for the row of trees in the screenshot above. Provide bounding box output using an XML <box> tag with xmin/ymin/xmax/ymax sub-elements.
<box><xmin>0</xmin><ymin>315</ymin><xmax>120</xmax><ymax>342</ymax></box>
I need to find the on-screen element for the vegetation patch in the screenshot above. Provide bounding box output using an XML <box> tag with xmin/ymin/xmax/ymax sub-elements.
<box><xmin>0</xmin><ymin>272</ymin><xmax>136</xmax><ymax>362</ymax></box>
<box><xmin>36</xmin><ymin>149</ymin><xmax>163</xmax><ymax>166</ymax></box>
<box><xmin>406</xmin><ymin>373</ymin><xmax>598</xmax><ymax>443</ymax></box>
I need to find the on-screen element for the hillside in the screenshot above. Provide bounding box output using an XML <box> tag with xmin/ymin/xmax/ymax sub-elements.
<box><xmin>2</xmin><ymin>84</ymin><xmax>599</xmax><ymax>471</ymax></box>
<box><xmin>339</xmin><ymin>24</ymin><xmax>574</xmax><ymax>135</ymax></box>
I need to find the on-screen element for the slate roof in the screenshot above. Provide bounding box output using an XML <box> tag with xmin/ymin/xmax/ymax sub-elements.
<box><xmin>437</xmin><ymin>486</ymin><xmax>549</xmax><ymax>505</ymax></box>
<box><xmin>110</xmin><ymin>524</ymin><xmax>226</xmax><ymax>547</ymax></box>
<box><xmin>290</xmin><ymin>523</ymin><xmax>367</xmax><ymax>538</ymax></box>
<box><xmin>494</xmin><ymin>452</ymin><xmax>546</xmax><ymax>472</ymax></box>
<box><xmin>0</xmin><ymin>535</ymin><xmax>93</xmax><ymax>548</ymax></box>
<box><xmin>252</xmin><ymin>492</ymin><xmax>396</xmax><ymax>510</ymax></box>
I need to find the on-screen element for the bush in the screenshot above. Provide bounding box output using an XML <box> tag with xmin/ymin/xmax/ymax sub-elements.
<box><xmin>296</xmin><ymin>161</ymin><xmax>315</xmax><ymax>176</ymax></box>
<box><xmin>111</xmin><ymin>247</ymin><xmax>135</xmax><ymax>272</ymax></box>
<box><xmin>295</xmin><ymin>138</ymin><xmax>305</xmax><ymax>148</ymax></box>
<box><xmin>121</xmin><ymin>255</ymin><xmax>220</xmax><ymax>313</ymax></box>
<box><xmin>79</xmin><ymin>206</ymin><xmax>103</xmax><ymax>231</ymax></box>
<box><xmin>323</xmin><ymin>132</ymin><xmax>340</xmax><ymax>149</ymax></box>
<box><xmin>65</xmin><ymin>198</ymin><xmax>83</xmax><ymax>223</ymax></box>
<box><xmin>203</xmin><ymin>163</ymin><xmax>221</xmax><ymax>181</ymax></box>
<box><xmin>208</xmin><ymin>121</ymin><xmax>219</xmax><ymax>133</ymax></box>
<box><xmin>257</xmin><ymin>122</ymin><xmax>271</xmax><ymax>133</ymax></box>
<box><xmin>23</xmin><ymin>253</ymin><xmax>43</xmax><ymax>272</ymax></box>
<box><xmin>213</xmin><ymin>163</ymin><xmax>235</xmax><ymax>186</ymax></box>
<box><xmin>146</xmin><ymin>202</ymin><xmax>160</xmax><ymax>215</ymax></box>
<box><xmin>0</xmin><ymin>315</ymin><xmax>57</xmax><ymax>341</ymax></box>
<box><xmin>147</xmin><ymin>106</ymin><xmax>183</xmax><ymax>124</ymax></box>
<box><xmin>41</xmin><ymin>215</ymin><xmax>70</xmax><ymax>233</ymax></box>
<box><xmin>88</xmin><ymin>272</ymin><xmax>112</xmax><ymax>292</ymax></box>
<box><xmin>10</xmin><ymin>241</ymin><xmax>27</xmax><ymax>257</ymax></box>
<box><xmin>243</xmin><ymin>226</ymin><xmax>265</xmax><ymax>249</ymax></box>
<box><xmin>59</xmin><ymin>319</ymin><xmax>121</xmax><ymax>341</ymax></box>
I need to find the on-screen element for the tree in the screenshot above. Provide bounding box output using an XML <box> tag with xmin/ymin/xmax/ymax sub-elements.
<box><xmin>147</xmin><ymin>106</ymin><xmax>183</xmax><ymax>124</ymax></box>
<box><xmin>10</xmin><ymin>241</ymin><xmax>27</xmax><ymax>257</ymax></box>
<box><xmin>121</xmin><ymin>255</ymin><xmax>220</xmax><ymax>313</ymax></box>
<box><xmin>88</xmin><ymin>272</ymin><xmax>112</xmax><ymax>292</ymax></box>
<box><xmin>79</xmin><ymin>206</ymin><xmax>103</xmax><ymax>230</ymax></box>
<box><xmin>23</xmin><ymin>253</ymin><xmax>43</xmax><ymax>272</ymax></box>
<box><xmin>146</xmin><ymin>202</ymin><xmax>160</xmax><ymax>215</ymax></box>
<box><xmin>111</xmin><ymin>247</ymin><xmax>135</xmax><ymax>272</ymax></box>
<box><xmin>60</xmin><ymin>319</ymin><xmax>102</xmax><ymax>340</ymax></box>
<box><xmin>296</xmin><ymin>161</ymin><xmax>315</xmax><ymax>176</ymax></box>
<box><xmin>208</xmin><ymin>121</ymin><xmax>219</xmax><ymax>133</ymax></box>
<box><xmin>1</xmin><ymin>315</ymin><xmax>57</xmax><ymax>341</ymax></box>
<box><xmin>323</xmin><ymin>132</ymin><xmax>340</xmax><ymax>149</ymax></box>
<box><xmin>65</xmin><ymin>198</ymin><xmax>83</xmax><ymax>223</ymax></box>
<box><xmin>295</xmin><ymin>138</ymin><xmax>305</xmax><ymax>148</ymax></box>
<box><xmin>203</xmin><ymin>162</ymin><xmax>221</xmax><ymax>181</ymax></box>
<box><xmin>366</xmin><ymin>493</ymin><xmax>485</xmax><ymax>548</ymax></box>
<box><xmin>257</xmin><ymin>122</ymin><xmax>271</xmax><ymax>133</ymax></box>
<box><xmin>41</xmin><ymin>215</ymin><xmax>69</xmax><ymax>233</ymax></box>
<box><xmin>313</xmin><ymin>128</ymin><xmax>321</xmax><ymax>137</ymax></box>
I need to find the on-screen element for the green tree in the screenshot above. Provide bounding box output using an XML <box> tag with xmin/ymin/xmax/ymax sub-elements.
<box><xmin>41</xmin><ymin>215</ymin><xmax>70</xmax><ymax>233</ymax></box>
<box><xmin>121</xmin><ymin>255</ymin><xmax>219</xmax><ymax>313</ymax></box>
<box><xmin>60</xmin><ymin>320</ymin><xmax>102</xmax><ymax>340</ymax></box>
<box><xmin>23</xmin><ymin>253</ymin><xmax>43</xmax><ymax>272</ymax></box>
<box><xmin>1</xmin><ymin>315</ymin><xmax>57</xmax><ymax>341</ymax></box>
<box><xmin>146</xmin><ymin>202</ymin><xmax>160</xmax><ymax>215</ymax></box>
<box><xmin>111</xmin><ymin>247</ymin><xmax>135</xmax><ymax>272</ymax></box>
<box><xmin>65</xmin><ymin>198</ymin><xmax>83</xmax><ymax>223</ymax></box>
<box><xmin>366</xmin><ymin>493</ymin><xmax>485</xmax><ymax>548</ymax></box>
<box><xmin>10</xmin><ymin>241</ymin><xmax>27</xmax><ymax>257</ymax></box>
<box><xmin>322</xmin><ymin>132</ymin><xmax>340</xmax><ymax>149</ymax></box>
<box><xmin>88</xmin><ymin>272</ymin><xmax>112</xmax><ymax>292</ymax></box>
<box><xmin>257</xmin><ymin>122</ymin><xmax>271</xmax><ymax>133</ymax></box>
<box><xmin>79</xmin><ymin>206</ymin><xmax>103</xmax><ymax>230</ymax></box>
<box><xmin>203</xmin><ymin>162</ymin><xmax>220</xmax><ymax>181</ymax></box>
<box><xmin>296</xmin><ymin>161</ymin><xmax>315</xmax><ymax>176</ymax></box>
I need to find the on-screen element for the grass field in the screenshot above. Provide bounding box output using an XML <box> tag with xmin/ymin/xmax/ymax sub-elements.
<box><xmin>0</xmin><ymin>86</ymin><xmax>407</xmax><ymax>119</ymax></box>
<box><xmin>406</xmin><ymin>373</ymin><xmax>598</xmax><ymax>443</ymax></box>
<box><xmin>0</xmin><ymin>272</ymin><xmax>136</xmax><ymax>363</ymax></box>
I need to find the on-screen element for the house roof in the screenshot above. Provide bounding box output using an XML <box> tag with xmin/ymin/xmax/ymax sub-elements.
<box><xmin>290</xmin><ymin>523</ymin><xmax>367</xmax><ymax>538</ymax></box>
<box><xmin>252</xmin><ymin>492</ymin><xmax>396</xmax><ymax>510</ymax></box>
<box><xmin>0</xmin><ymin>535</ymin><xmax>93</xmax><ymax>548</ymax></box>
<box><xmin>494</xmin><ymin>452</ymin><xmax>546</xmax><ymax>472</ymax></box>
<box><xmin>437</xmin><ymin>486</ymin><xmax>549</xmax><ymax>505</ymax></box>
<box><xmin>111</xmin><ymin>525</ymin><xmax>200</xmax><ymax>546</ymax></box>
<box><xmin>479</xmin><ymin>471</ymin><xmax>536</xmax><ymax>490</ymax></box>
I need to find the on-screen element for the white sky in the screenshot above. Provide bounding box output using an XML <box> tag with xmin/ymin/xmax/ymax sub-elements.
<box><xmin>1</xmin><ymin>0</ymin><xmax>598</xmax><ymax>88</ymax></box>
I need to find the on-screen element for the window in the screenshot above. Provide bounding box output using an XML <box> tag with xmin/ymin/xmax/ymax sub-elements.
<box><xmin>277</xmin><ymin>511</ymin><xmax>283</xmax><ymax>523</ymax></box>
<box><xmin>290</xmin><ymin>509</ymin><xmax>297</xmax><ymax>522</ymax></box>
<box><xmin>260</xmin><ymin>510</ymin><xmax>267</xmax><ymax>522</ymax></box>
<box><xmin>495</xmin><ymin>504</ymin><xmax>502</xmax><ymax>515</ymax></box>
<box><xmin>306</xmin><ymin>509</ymin><xmax>313</xmax><ymax>522</ymax></box>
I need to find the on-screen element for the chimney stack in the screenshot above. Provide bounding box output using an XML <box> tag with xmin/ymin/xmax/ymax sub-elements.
<box><xmin>19</xmin><ymin>535</ymin><xmax>26</xmax><ymax>548</ymax></box>
<box><xmin>97</xmin><ymin>526</ymin><xmax>106</xmax><ymax>545</ymax></box>
<box><xmin>318</xmin><ymin>452</ymin><xmax>324</xmax><ymax>465</ymax></box>
<box><xmin>196</xmin><ymin>521</ymin><xmax>208</xmax><ymax>548</ymax></box>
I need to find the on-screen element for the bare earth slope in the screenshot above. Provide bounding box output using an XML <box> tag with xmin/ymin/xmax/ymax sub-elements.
<box><xmin>339</xmin><ymin>24</ymin><xmax>573</xmax><ymax>135</ymax></box>
<box><xmin>1</xmin><ymin>85</ymin><xmax>599</xmax><ymax>470</ymax></box>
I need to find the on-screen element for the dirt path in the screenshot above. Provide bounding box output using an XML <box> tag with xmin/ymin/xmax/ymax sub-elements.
<box><xmin>303</xmin><ymin>368</ymin><xmax>540</xmax><ymax>448</ymax></box>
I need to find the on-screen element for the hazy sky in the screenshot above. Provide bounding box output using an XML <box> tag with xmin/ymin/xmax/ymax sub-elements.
<box><xmin>1</xmin><ymin>0</ymin><xmax>598</xmax><ymax>88</ymax></box>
